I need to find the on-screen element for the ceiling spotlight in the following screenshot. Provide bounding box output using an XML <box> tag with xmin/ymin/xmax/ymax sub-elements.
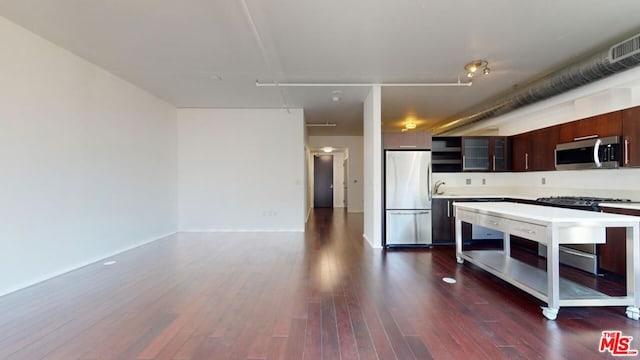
<box><xmin>464</xmin><ymin>60</ymin><xmax>490</xmax><ymax>77</ymax></box>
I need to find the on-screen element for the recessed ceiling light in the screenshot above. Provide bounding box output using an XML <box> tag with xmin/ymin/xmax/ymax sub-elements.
<box><xmin>323</xmin><ymin>147</ymin><xmax>333</xmax><ymax>153</ymax></box>
<box><xmin>331</xmin><ymin>89</ymin><xmax>341</xmax><ymax>102</ymax></box>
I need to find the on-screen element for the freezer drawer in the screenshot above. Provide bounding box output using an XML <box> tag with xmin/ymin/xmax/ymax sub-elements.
<box><xmin>385</xmin><ymin>210</ymin><xmax>432</xmax><ymax>246</ymax></box>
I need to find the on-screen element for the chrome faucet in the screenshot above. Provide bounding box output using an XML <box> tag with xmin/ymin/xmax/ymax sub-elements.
<box><xmin>434</xmin><ymin>180</ymin><xmax>446</xmax><ymax>195</ymax></box>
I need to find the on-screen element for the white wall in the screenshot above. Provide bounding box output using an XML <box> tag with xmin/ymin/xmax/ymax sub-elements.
<box><xmin>304</xmin><ymin>125</ymin><xmax>310</xmax><ymax>222</ymax></box>
<box><xmin>307</xmin><ymin>136</ymin><xmax>364</xmax><ymax>212</ymax></box>
<box><xmin>434</xmin><ymin>167</ymin><xmax>640</xmax><ymax>201</ymax></box>
<box><xmin>178</xmin><ymin>108</ymin><xmax>305</xmax><ymax>231</ymax></box>
<box><xmin>332</xmin><ymin>152</ymin><xmax>346</xmax><ymax>207</ymax></box>
<box><xmin>363</xmin><ymin>86</ymin><xmax>383</xmax><ymax>248</ymax></box>
<box><xmin>0</xmin><ymin>17</ymin><xmax>178</xmax><ymax>296</ymax></box>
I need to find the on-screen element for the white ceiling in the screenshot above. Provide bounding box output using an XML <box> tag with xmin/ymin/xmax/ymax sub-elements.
<box><xmin>1</xmin><ymin>0</ymin><xmax>640</xmax><ymax>135</ymax></box>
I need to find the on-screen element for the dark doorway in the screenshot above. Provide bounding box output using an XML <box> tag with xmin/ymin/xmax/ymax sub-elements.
<box><xmin>314</xmin><ymin>154</ymin><xmax>333</xmax><ymax>208</ymax></box>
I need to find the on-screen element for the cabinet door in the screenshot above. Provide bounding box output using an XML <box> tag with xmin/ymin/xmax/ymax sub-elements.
<box><xmin>432</xmin><ymin>198</ymin><xmax>454</xmax><ymax>244</ymax></box>
<box><xmin>622</xmin><ymin>105</ymin><xmax>640</xmax><ymax>167</ymax></box>
<box><xmin>491</xmin><ymin>137</ymin><xmax>510</xmax><ymax>171</ymax></box>
<box><xmin>462</xmin><ymin>137</ymin><xmax>490</xmax><ymax>171</ymax></box>
<box><xmin>383</xmin><ymin>132</ymin><xmax>432</xmax><ymax>149</ymax></box>
<box><xmin>528</xmin><ymin>126</ymin><xmax>559</xmax><ymax>171</ymax></box>
<box><xmin>558</xmin><ymin>111</ymin><xmax>622</xmax><ymax>143</ymax></box>
<box><xmin>511</xmin><ymin>133</ymin><xmax>531</xmax><ymax>171</ymax></box>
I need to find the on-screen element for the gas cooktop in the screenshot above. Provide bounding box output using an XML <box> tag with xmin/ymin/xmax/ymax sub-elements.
<box><xmin>535</xmin><ymin>196</ymin><xmax>631</xmax><ymax>211</ymax></box>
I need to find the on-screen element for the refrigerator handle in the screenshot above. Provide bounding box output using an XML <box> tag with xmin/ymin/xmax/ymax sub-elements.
<box><xmin>427</xmin><ymin>162</ymin><xmax>432</xmax><ymax>201</ymax></box>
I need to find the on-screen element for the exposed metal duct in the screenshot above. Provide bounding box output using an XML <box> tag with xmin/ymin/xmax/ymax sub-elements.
<box><xmin>436</xmin><ymin>32</ymin><xmax>640</xmax><ymax>134</ymax></box>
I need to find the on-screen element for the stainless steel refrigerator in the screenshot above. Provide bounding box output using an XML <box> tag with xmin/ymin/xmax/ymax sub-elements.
<box><xmin>384</xmin><ymin>150</ymin><xmax>432</xmax><ymax>246</ymax></box>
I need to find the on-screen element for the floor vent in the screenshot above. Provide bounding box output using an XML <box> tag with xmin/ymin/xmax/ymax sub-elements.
<box><xmin>610</xmin><ymin>33</ymin><xmax>640</xmax><ymax>63</ymax></box>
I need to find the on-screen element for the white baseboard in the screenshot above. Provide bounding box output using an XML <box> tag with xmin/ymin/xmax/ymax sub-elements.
<box><xmin>0</xmin><ymin>231</ymin><xmax>177</xmax><ymax>298</ymax></box>
<box><xmin>362</xmin><ymin>233</ymin><xmax>383</xmax><ymax>249</ymax></box>
<box><xmin>180</xmin><ymin>228</ymin><xmax>305</xmax><ymax>233</ymax></box>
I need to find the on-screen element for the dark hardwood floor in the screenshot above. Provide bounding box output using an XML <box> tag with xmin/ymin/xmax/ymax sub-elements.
<box><xmin>1</xmin><ymin>208</ymin><xmax>639</xmax><ymax>359</ymax></box>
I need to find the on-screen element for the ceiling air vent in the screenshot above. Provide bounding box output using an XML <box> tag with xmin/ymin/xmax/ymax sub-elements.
<box><xmin>610</xmin><ymin>33</ymin><xmax>640</xmax><ymax>63</ymax></box>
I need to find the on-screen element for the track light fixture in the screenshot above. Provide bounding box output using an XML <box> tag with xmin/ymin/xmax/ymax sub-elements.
<box><xmin>465</xmin><ymin>60</ymin><xmax>490</xmax><ymax>78</ymax></box>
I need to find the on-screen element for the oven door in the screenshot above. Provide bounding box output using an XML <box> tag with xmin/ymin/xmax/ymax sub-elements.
<box><xmin>538</xmin><ymin>244</ymin><xmax>598</xmax><ymax>274</ymax></box>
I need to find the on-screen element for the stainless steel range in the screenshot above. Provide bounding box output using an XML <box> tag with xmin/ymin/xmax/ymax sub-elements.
<box><xmin>535</xmin><ymin>196</ymin><xmax>631</xmax><ymax>274</ymax></box>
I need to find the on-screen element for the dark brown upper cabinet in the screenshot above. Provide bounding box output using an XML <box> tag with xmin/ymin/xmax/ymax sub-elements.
<box><xmin>558</xmin><ymin>111</ymin><xmax>622</xmax><ymax>143</ymax></box>
<box><xmin>622</xmin><ymin>105</ymin><xmax>640</xmax><ymax>167</ymax></box>
<box><xmin>512</xmin><ymin>125</ymin><xmax>565</xmax><ymax>172</ymax></box>
<box><xmin>511</xmin><ymin>133</ymin><xmax>530</xmax><ymax>172</ymax></box>
<box><xmin>529</xmin><ymin>126</ymin><xmax>559</xmax><ymax>171</ymax></box>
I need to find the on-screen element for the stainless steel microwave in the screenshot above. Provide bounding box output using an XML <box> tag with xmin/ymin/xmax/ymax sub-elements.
<box><xmin>555</xmin><ymin>136</ymin><xmax>621</xmax><ymax>170</ymax></box>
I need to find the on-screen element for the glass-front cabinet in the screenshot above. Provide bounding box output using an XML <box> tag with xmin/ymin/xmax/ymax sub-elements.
<box><xmin>462</xmin><ymin>136</ymin><xmax>510</xmax><ymax>172</ymax></box>
<box><xmin>492</xmin><ymin>137</ymin><xmax>508</xmax><ymax>171</ymax></box>
<box><xmin>462</xmin><ymin>137</ymin><xmax>490</xmax><ymax>170</ymax></box>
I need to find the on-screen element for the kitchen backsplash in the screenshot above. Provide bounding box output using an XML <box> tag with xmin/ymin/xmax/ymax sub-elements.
<box><xmin>433</xmin><ymin>167</ymin><xmax>640</xmax><ymax>201</ymax></box>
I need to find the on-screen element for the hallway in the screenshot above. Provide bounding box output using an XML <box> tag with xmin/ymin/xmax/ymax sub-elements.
<box><xmin>0</xmin><ymin>209</ymin><xmax>639</xmax><ymax>359</ymax></box>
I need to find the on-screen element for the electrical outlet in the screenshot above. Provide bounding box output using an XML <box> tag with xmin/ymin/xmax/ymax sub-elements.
<box><xmin>466</xmin><ymin>178</ymin><xmax>471</xmax><ymax>185</ymax></box>
<box><xmin>482</xmin><ymin>178</ymin><xmax>486</xmax><ymax>185</ymax></box>
<box><xmin>541</xmin><ymin>177</ymin><xmax>546</xmax><ymax>185</ymax></box>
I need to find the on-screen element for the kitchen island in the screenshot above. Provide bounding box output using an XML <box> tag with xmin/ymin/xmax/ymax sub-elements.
<box><xmin>454</xmin><ymin>201</ymin><xmax>640</xmax><ymax>320</ymax></box>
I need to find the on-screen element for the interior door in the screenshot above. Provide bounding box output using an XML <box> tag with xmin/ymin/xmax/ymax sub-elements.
<box><xmin>343</xmin><ymin>158</ymin><xmax>348</xmax><ymax>208</ymax></box>
<box><xmin>314</xmin><ymin>154</ymin><xmax>333</xmax><ymax>208</ymax></box>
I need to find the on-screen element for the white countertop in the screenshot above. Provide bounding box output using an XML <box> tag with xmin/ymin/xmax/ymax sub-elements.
<box><xmin>600</xmin><ymin>203</ymin><xmax>640</xmax><ymax>211</ymax></box>
<box><xmin>453</xmin><ymin>201</ymin><xmax>640</xmax><ymax>227</ymax></box>
<box><xmin>434</xmin><ymin>194</ymin><xmax>640</xmax><ymax>211</ymax></box>
<box><xmin>433</xmin><ymin>194</ymin><xmax>538</xmax><ymax>200</ymax></box>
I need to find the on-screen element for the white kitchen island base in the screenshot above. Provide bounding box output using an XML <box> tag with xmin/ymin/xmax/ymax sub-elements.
<box><xmin>454</xmin><ymin>202</ymin><xmax>640</xmax><ymax>321</ymax></box>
